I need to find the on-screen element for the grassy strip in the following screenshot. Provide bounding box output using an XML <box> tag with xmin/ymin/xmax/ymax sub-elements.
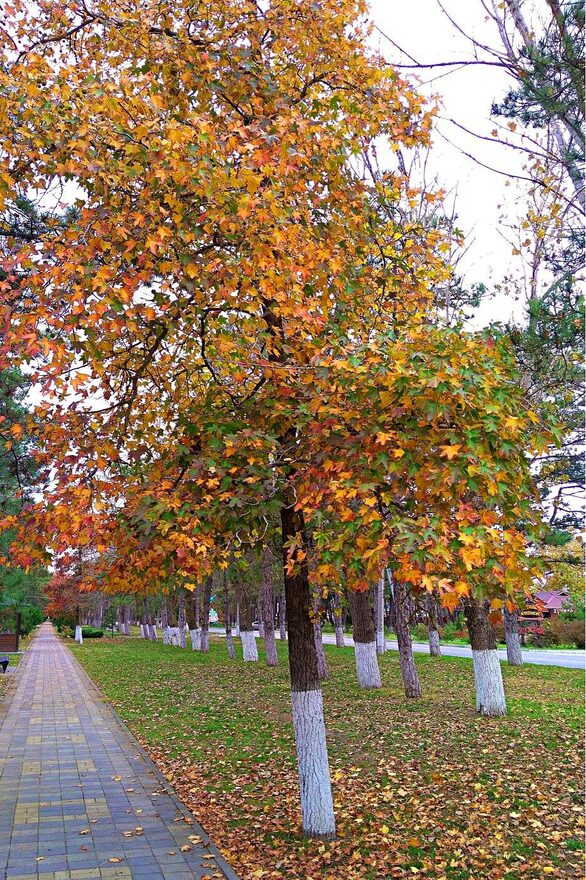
<box><xmin>70</xmin><ymin>635</ymin><xmax>584</xmax><ymax>880</ymax></box>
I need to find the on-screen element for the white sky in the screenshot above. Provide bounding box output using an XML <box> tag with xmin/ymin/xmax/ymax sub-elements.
<box><xmin>369</xmin><ymin>0</ymin><xmax>536</xmax><ymax>326</ymax></box>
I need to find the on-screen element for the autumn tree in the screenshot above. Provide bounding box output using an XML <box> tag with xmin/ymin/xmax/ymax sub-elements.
<box><xmin>0</xmin><ymin>0</ymin><xmax>449</xmax><ymax>837</ymax></box>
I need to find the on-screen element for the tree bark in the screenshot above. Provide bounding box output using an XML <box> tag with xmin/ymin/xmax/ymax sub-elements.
<box><xmin>332</xmin><ymin>590</ymin><xmax>345</xmax><ymax>648</ymax></box>
<box><xmin>281</xmin><ymin>500</ymin><xmax>335</xmax><ymax>839</ymax></box>
<box><xmin>375</xmin><ymin>575</ymin><xmax>386</xmax><ymax>655</ymax></box>
<box><xmin>393</xmin><ymin>580</ymin><xmax>421</xmax><ymax>698</ymax></box>
<box><xmin>238</xmin><ymin>579</ymin><xmax>258</xmax><ymax>661</ymax></box>
<box><xmin>427</xmin><ymin>595</ymin><xmax>441</xmax><ymax>657</ymax></box>
<box><xmin>160</xmin><ymin>600</ymin><xmax>170</xmax><ymax>644</ymax></box>
<box><xmin>503</xmin><ymin>606</ymin><xmax>523</xmax><ymax>666</ymax></box>
<box><xmin>428</xmin><ymin>625</ymin><xmax>441</xmax><ymax>657</ymax></box>
<box><xmin>261</xmin><ymin>548</ymin><xmax>278</xmax><ymax>666</ymax></box>
<box><xmin>464</xmin><ymin>598</ymin><xmax>507</xmax><ymax>716</ymax></box>
<box><xmin>278</xmin><ymin>591</ymin><xmax>287</xmax><ymax>641</ymax></box>
<box><xmin>189</xmin><ymin>586</ymin><xmax>201</xmax><ymax>650</ymax></box>
<box><xmin>200</xmin><ymin>577</ymin><xmax>212</xmax><ymax>653</ymax></box>
<box><xmin>347</xmin><ymin>588</ymin><xmax>381</xmax><ymax>688</ymax></box>
<box><xmin>223</xmin><ymin>571</ymin><xmax>236</xmax><ymax>659</ymax></box>
<box><xmin>313</xmin><ymin>592</ymin><xmax>329</xmax><ymax>680</ymax></box>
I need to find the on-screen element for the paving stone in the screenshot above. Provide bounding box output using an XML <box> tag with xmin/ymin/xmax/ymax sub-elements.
<box><xmin>0</xmin><ymin>623</ymin><xmax>239</xmax><ymax>880</ymax></box>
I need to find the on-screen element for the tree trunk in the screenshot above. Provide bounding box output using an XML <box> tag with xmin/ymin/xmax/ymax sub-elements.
<box><xmin>138</xmin><ymin>597</ymin><xmax>148</xmax><ymax>639</ymax></box>
<box><xmin>332</xmin><ymin>590</ymin><xmax>345</xmax><ymax>648</ymax></box>
<box><xmin>393</xmin><ymin>580</ymin><xmax>421</xmax><ymax>698</ymax></box>
<box><xmin>176</xmin><ymin>591</ymin><xmax>187</xmax><ymax>648</ymax></box>
<box><xmin>261</xmin><ymin>548</ymin><xmax>278</xmax><ymax>666</ymax></box>
<box><xmin>122</xmin><ymin>603</ymin><xmax>130</xmax><ymax>636</ymax></box>
<box><xmin>145</xmin><ymin>597</ymin><xmax>157</xmax><ymax>640</ymax></box>
<box><xmin>428</xmin><ymin>625</ymin><xmax>441</xmax><ymax>657</ymax></box>
<box><xmin>223</xmin><ymin>571</ymin><xmax>236</xmax><ymax>660</ymax></box>
<box><xmin>235</xmin><ymin>601</ymin><xmax>241</xmax><ymax>637</ymax></box>
<box><xmin>427</xmin><ymin>594</ymin><xmax>441</xmax><ymax>657</ymax></box>
<box><xmin>464</xmin><ymin>598</ymin><xmax>507</xmax><ymax>716</ymax></box>
<box><xmin>313</xmin><ymin>592</ymin><xmax>329</xmax><ymax>680</ymax></box>
<box><xmin>200</xmin><ymin>578</ymin><xmax>212</xmax><ymax>653</ymax></box>
<box><xmin>348</xmin><ymin>588</ymin><xmax>381</xmax><ymax>688</ymax></box>
<box><xmin>504</xmin><ymin>606</ymin><xmax>523</xmax><ymax>666</ymax></box>
<box><xmin>278</xmin><ymin>591</ymin><xmax>287</xmax><ymax>641</ymax></box>
<box><xmin>281</xmin><ymin>501</ymin><xmax>335</xmax><ymax>839</ymax></box>
<box><xmin>75</xmin><ymin>605</ymin><xmax>83</xmax><ymax>644</ymax></box>
<box><xmin>161</xmin><ymin>600</ymin><xmax>170</xmax><ymax>644</ymax></box>
<box><xmin>189</xmin><ymin>586</ymin><xmax>201</xmax><ymax>650</ymax></box>
<box><xmin>238</xmin><ymin>582</ymin><xmax>258</xmax><ymax>662</ymax></box>
<box><xmin>375</xmin><ymin>575</ymin><xmax>386</xmax><ymax>655</ymax></box>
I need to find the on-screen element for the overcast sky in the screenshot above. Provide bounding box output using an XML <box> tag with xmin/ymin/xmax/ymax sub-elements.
<box><xmin>369</xmin><ymin>0</ymin><xmax>536</xmax><ymax>326</ymax></box>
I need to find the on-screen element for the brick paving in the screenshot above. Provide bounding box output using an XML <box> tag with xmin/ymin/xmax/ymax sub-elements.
<box><xmin>0</xmin><ymin>623</ymin><xmax>239</xmax><ymax>880</ymax></box>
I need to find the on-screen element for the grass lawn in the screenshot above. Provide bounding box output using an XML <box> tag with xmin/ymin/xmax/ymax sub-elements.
<box><xmin>69</xmin><ymin>635</ymin><xmax>584</xmax><ymax>880</ymax></box>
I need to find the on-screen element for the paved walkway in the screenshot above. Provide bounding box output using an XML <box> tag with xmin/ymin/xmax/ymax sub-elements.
<box><xmin>0</xmin><ymin>623</ymin><xmax>239</xmax><ymax>880</ymax></box>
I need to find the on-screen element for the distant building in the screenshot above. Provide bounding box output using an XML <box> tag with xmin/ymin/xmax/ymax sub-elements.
<box><xmin>534</xmin><ymin>588</ymin><xmax>573</xmax><ymax>617</ymax></box>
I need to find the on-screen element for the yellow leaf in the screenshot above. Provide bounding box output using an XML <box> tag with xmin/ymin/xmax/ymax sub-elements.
<box><xmin>439</xmin><ymin>444</ymin><xmax>461</xmax><ymax>460</ymax></box>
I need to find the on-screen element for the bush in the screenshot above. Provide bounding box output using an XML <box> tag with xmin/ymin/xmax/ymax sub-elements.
<box><xmin>412</xmin><ymin>623</ymin><xmax>429</xmax><ymax>641</ymax></box>
<box><xmin>81</xmin><ymin>626</ymin><xmax>104</xmax><ymax>639</ymax></box>
<box><xmin>441</xmin><ymin>619</ymin><xmax>467</xmax><ymax>641</ymax></box>
<box><xmin>550</xmin><ymin>619</ymin><xmax>585</xmax><ymax>649</ymax></box>
<box><xmin>52</xmin><ymin>612</ymin><xmax>76</xmax><ymax>631</ymax></box>
<box><xmin>61</xmin><ymin>626</ymin><xmax>74</xmax><ymax>639</ymax></box>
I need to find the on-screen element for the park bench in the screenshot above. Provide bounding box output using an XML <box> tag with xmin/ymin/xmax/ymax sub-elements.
<box><xmin>0</xmin><ymin>633</ymin><xmax>19</xmax><ymax>653</ymax></box>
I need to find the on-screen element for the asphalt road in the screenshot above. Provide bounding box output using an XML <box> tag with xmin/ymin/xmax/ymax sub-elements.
<box><xmin>319</xmin><ymin>632</ymin><xmax>586</xmax><ymax>669</ymax></box>
<box><xmin>210</xmin><ymin>627</ymin><xmax>585</xmax><ymax>669</ymax></box>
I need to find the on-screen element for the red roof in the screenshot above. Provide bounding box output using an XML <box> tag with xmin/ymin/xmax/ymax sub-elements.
<box><xmin>535</xmin><ymin>590</ymin><xmax>572</xmax><ymax>610</ymax></box>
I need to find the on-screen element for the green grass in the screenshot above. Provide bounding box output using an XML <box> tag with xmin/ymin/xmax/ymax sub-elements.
<box><xmin>69</xmin><ymin>635</ymin><xmax>585</xmax><ymax>880</ymax></box>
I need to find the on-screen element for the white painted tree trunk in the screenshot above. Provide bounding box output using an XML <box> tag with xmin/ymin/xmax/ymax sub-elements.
<box><xmin>354</xmin><ymin>640</ymin><xmax>382</xmax><ymax>688</ymax></box>
<box><xmin>75</xmin><ymin>625</ymin><xmax>83</xmax><ymax>644</ymax></box>
<box><xmin>169</xmin><ymin>627</ymin><xmax>180</xmax><ymax>646</ymax></box>
<box><xmin>162</xmin><ymin>627</ymin><xmax>170</xmax><ymax>645</ymax></box>
<box><xmin>140</xmin><ymin>624</ymin><xmax>147</xmax><ymax>639</ymax></box>
<box><xmin>190</xmin><ymin>629</ymin><xmax>201</xmax><ymax>651</ymax></box>
<box><xmin>235</xmin><ymin>602</ymin><xmax>241</xmax><ymax>637</ymax></box>
<box><xmin>472</xmin><ymin>650</ymin><xmax>507</xmax><ymax>716</ymax></box>
<box><xmin>148</xmin><ymin>624</ymin><xmax>157</xmax><ymax>640</ymax></box>
<box><xmin>291</xmin><ymin>689</ymin><xmax>336</xmax><ymax>839</ymax></box>
<box><xmin>241</xmin><ymin>630</ymin><xmax>258</xmax><ymax>662</ymax></box>
<box><xmin>428</xmin><ymin>626</ymin><xmax>441</xmax><ymax>657</ymax></box>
